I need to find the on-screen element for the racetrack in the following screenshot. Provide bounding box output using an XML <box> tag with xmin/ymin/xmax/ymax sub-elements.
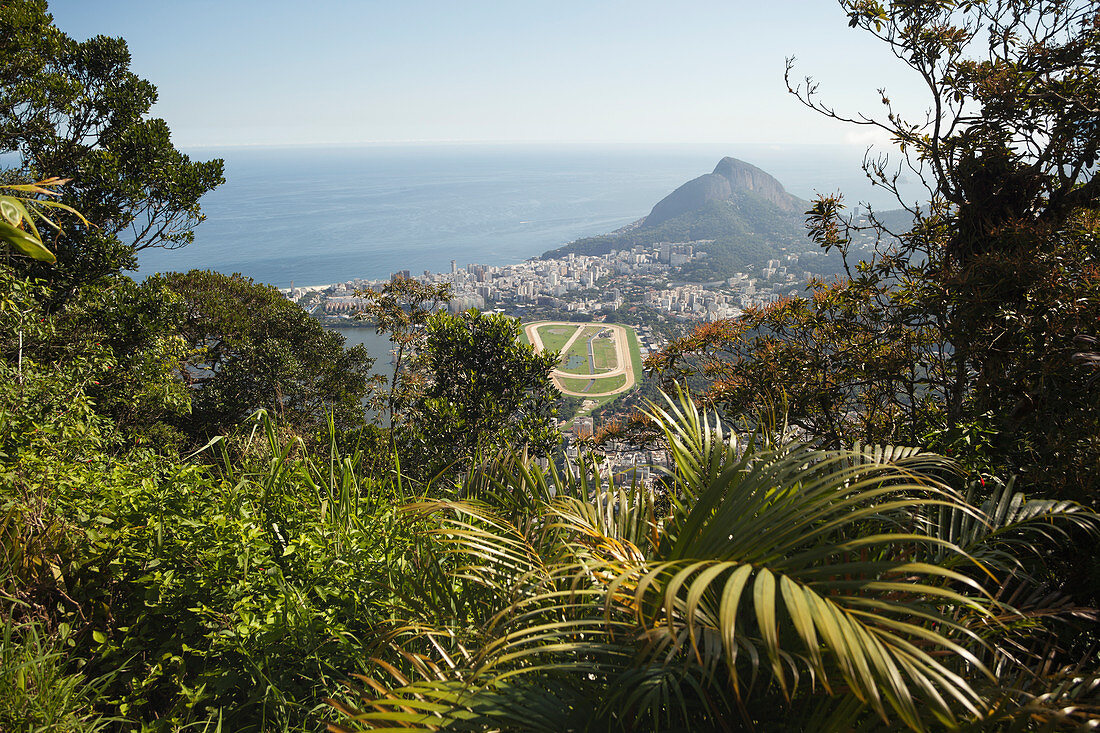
<box><xmin>525</xmin><ymin>321</ymin><xmax>637</xmax><ymax>397</ymax></box>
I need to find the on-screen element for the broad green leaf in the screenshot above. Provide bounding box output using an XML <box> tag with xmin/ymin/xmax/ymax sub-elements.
<box><xmin>0</xmin><ymin>220</ymin><xmax>55</xmax><ymax>262</ymax></box>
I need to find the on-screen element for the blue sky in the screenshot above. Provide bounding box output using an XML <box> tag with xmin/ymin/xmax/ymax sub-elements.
<box><xmin>47</xmin><ymin>1</ymin><xmax>928</xmax><ymax>148</ymax></box>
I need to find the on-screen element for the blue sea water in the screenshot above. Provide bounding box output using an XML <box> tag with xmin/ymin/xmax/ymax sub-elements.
<box><xmin>132</xmin><ymin>143</ymin><xmax>923</xmax><ymax>289</ymax></box>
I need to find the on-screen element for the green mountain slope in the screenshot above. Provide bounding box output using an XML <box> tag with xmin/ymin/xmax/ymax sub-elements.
<box><xmin>645</xmin><ymin>156</ymin><xmax>806</xmax><ymax>226</ymax></box>
<box><xmin>542</xmin><ymin>157</ymin><xmax>811</xmax><ymax>279</ymax></box>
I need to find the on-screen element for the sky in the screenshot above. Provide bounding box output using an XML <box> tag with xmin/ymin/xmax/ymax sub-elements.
<box><xmin>46</xmin><ymin>1</ymin><xmax>930</xmax><ymax>149</ymax></box>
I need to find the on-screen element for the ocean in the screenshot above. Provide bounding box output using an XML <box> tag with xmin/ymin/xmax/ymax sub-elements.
<box><xmin>133</xmin><ymin>143</ymin><xmax>925</xmax><ymax>289</ymax></box>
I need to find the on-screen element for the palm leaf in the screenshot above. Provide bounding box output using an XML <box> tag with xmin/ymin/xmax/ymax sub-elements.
<box><xmin>331</xmin><ymin>388</ymin><xmax>1096</xmax><ymax>732</ymax></box>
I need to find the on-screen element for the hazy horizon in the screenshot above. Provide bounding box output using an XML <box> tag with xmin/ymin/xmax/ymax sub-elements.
<box><xmin>133</xmin><ymin>142</ymin><xmax>924</xmax><ymax>288</ymax></box>
<box><xmin>47</xmin><ymin>1</ymin><xmax>928</xmax><ymax>151</ymax></box>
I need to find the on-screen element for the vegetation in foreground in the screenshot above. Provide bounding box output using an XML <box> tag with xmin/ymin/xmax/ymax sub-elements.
<box><xmin>4</xmin><ymin>375</ymin><xmax>1098</xmax><ymax>731</ymax></box>
<box><xmin>2</xmin><ymin>0</ymin><xmax>1099</xmax><ymax>731</ymax></box>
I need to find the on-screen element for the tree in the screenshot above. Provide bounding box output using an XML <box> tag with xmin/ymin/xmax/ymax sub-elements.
<box><xmin>409</xmin><ymin>309</ymin><xmax>561</xmax><ymax>477</ymax></box>
<box><xmin>163</xmin><ymin>270</ymin><xmax>374</xmax><ymax>442</ymax></box>
<box><xmin>0</xmin><ymin>0</ymin><xmax>224</xmax><ymax>292</ymax></box>
<box><xmin>790</xmin><ymin>0</ymin><xmax>1100</xmax><ymax>242</ymax></box>
<box><xmin>355</xmin><ymin>277</ymin><xmax>451</xmax><ymax>440</ymax></box>
<box><xmin>0</xmin><ymin>1</ymin><xmax>227</xmax><ymax>441</ymax></box>
<box><xmin>806</xmin><ymin>0</ymin><xmax>1100</xmax><ymax>502</ymax></box>
<box><xmin>55</xmin><ymin>275</ymin><xmax>193</xmax><ymax>441</ymax></box>
<box><xmin>653</xmin><ymin>0</ymin><xmax>1100</xmax><ymax>505</ymax></box>
<box><xmin>649</xmin><ymin>279</ymin><xmax>943</xmax><ymax>450</ymax></box>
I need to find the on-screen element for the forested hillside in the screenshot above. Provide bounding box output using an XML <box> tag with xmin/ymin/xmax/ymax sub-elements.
<box><xmin>541</xmin><ymin>160</ymin><xmax>816</xmax><ymax>279</ymax></box>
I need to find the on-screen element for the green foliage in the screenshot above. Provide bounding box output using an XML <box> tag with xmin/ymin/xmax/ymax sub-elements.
<box><xmin>649</xmin><ymin>268</ymin><xmax>945</xmax><ymax>450</ymax></box>
<box><xmin>354</xmin><ymin>277</ymin><xmax>451</xmax><ymax>436</ymax></box>
<box><xmin>0</xmin><ymin>374</ymin><xmax>428</xmax><ymax>730</ymax></box>
<box><xmin>1</xmin><ymin>266</ymin><xmax>192</xmax><ymax>446</ymax></box>
<box><xmin>0</xmin><ymin>613</ymin><xmax>110</xmax><ymax>732</ymax></box>
<box><xmin>653</xmin><ymin>208</ymin><xmax>1100</xmax><ymax>502</ymax></box>
<box><xmin>3</xmin><ymin>331</ymin><xmax>1097</xmax><ymax>730</ymax></box>
<box><xmin>330</xmin><ymin>391</ymin><xmax>1100</xmax><ymax>731</ymax></box>
<box><xmin>57</xmin><ymin>275</ymin><xmax>193</xmax><ymax>441</ymax></box>
<box><xmin>0</xmin><ymin>0</ymin><xmax>224</xmax><ymax>290</ymax></box>
<box><xmin>0</xmin><ymin>3</ymin><xmax>1096</xmax><ymax>731</ymax></box>
<box><xmin>409</xmin><ymin>309</ymin><xmax>561</xmax><ymax>478</ymax></box>
<box><xmin>163</xmin><ymin>270</ymin><xmax>375</xmax><ymax>444</ymax></box>
<box><xmin>0</xmin><ymin>265</ymin><xmax>49</xmax><ymax>356</ymax></box>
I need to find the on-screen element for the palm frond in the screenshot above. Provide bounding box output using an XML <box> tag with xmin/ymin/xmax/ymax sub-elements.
<box><xmin>330</xmin><ymin>387</ymin><xmax>1097</xmax><ymax>732</ymax></box>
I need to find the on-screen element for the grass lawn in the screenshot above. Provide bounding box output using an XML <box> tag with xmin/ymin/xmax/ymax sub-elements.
<box><xmin>534</xmin><ymin>324</ymin><xmax>578</xmax><ymax>354</ymax></box>
<box><xmin>558</xmin><ymin>377</ymin><xmax>593</xmax><ymax>391</ymax></box>
<box><xmin>557</xmin><ymin>373</ymin><xmax>626</xmax><ymax>395</ymax></box>
<box><xmin>591</xmin><ymin>336</ymin><xmax>618</xmax><ymax>371</ymax></box>
<box><xmin>594</xmin><ymin>374</ymin><xmax>627</xmax><ymax>393</ymax></box>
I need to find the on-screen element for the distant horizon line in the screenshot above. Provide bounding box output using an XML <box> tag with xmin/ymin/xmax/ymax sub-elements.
<box><xmin>178</xmin><ymin>140</ymin><xmax>882</xmax><ymax>151</ymax></box>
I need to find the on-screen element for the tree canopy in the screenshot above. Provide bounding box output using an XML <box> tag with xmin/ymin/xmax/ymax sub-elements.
<box><xmin>654</xmin><ymin>0</ymin><xmax>1100</xmax><ymax>507</ymax></box>
<box><xmin>163</xmin><ymin>270</ymin><xmax>374</xmax><ymax>443</ymax></box>
<box><xmin>0</xmin><ymin>0</ymin><xmax>224</xmax><ymax>291</ymax></box>
<box><xmin>410</xmin><ymin>309</ymin><xmax>561</xmax><ymax>476</ymax></box>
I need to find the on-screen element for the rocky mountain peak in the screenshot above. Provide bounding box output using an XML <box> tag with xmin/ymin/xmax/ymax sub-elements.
<box><xmin>643</xmin><ymin>157</ymin><xmax>803</xmax><ymax>227</ymax></box>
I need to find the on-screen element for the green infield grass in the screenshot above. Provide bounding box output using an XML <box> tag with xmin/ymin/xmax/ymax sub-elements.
<box><xmin>534</xmin><ymin>324</ymin><xmax>577</xmax><ymax>354</ymax></box>
<box><xmin>557</xmin><ymin>373</ymin><xmax>627</xmax><ymax>395</ymax></box>
<box><xmin>591</xmin><ymin>335</ymin><xmax>618</xmax><ymax>371</ymax></box>
<box><xmin>558</xmin><ymin>326</ymin><xmax>603</xmax><ymax>374</ymax></box>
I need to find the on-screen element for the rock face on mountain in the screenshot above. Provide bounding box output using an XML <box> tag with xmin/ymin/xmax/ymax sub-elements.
<box><xmin>643</xmin><ymin>157</ymin><xmax>803</xmax><ymax>227</ymax></box>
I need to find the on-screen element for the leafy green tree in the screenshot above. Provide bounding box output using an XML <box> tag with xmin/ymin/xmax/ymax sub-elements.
<box><xmin>0</xmin><ymin>0</ymin><xmax>224</xmax><ymax>292</ymax></box>
<box><xmin>355</xmin><ymin>277</ymin><xmax>451</xmax><ymax>439</ymax></box>
<box><xmin>55</xmin><ymin>274</ymin><xmax>192</xmax><ymax>441</ymax></box>
<box><xmin>654</xmin><ymin>0</ymin><xmax>1100</xmax><ymax>505</ymax></box>
<box><xmin>410</xmin><ymin>309</ymin><xmax>561</xmax><ymax>477</ymax></box>
<box><xmin>0</xmin><ymin>177</ymin><xmax>187</xmax><ymax>444</ymax></box>
<box><xmin>163</xmin><ymin>270</ymin><xmax>374</xmax><ymax>443</ymax></box>
<box><xmin>1</xmin><ymin>263</ymin><xmax>192</xmax><ymax>446</ymax></box>
<box><xmin>792</xmin><ymin>0</ymin><xmax>1100</xmax><ymax>471</ymax></box>
<box><xmin>0</xmin><ymin>1</ymin><xmax>225</xmax><ymax>443</ymax></box>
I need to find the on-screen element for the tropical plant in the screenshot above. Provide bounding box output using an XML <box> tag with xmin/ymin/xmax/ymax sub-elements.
<box><xmin>0</xmin><ymin>177</ymin><xmax>88</xmax><ymax>264</ymax></box>
<box><xmin>329</xmin><ymin>390</ymin><xmax>1099</xmax><ymax>732</ymax></box>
